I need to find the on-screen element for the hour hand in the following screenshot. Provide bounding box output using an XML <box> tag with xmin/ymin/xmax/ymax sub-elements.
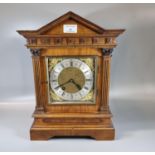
<box><xmin>70</xmin><ymin>79</ymin><xmax>81</xmax><ymax>90</ymax></box>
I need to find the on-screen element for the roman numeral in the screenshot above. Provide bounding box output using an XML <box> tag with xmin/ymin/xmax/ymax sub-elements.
<box><xmin>70</xmin><ymin>94</ymin><xmax>73</xmax><ymax>99</ymax></box>
<box><xmin>79</xmin><ymin>92</ymin><xmax>82</xmax><ymax>97</ymax></box>
<box><xmin>60</xmin><ymin>63</ymin><xmax>65</xmax><ymax>68</ymax></box>
<box><xmin>53</xmin><ymin>70</ymin><xmax>59</xmax><ymax>74</ymax></box>
<box><xmin>62</xmin><ymin>92</ymin><xmax>65</xmax><ymax>96</ymax></box>
<box><xmin>84</xmin><ymin>70</ymin><xmax>89</xmax><ymax>74</ymax></box>
<box><xmin>70</xmin><ymin>60</ymin><xmax>73</xmax><ymax>67</ymax></box>
<box><xmin>52</xmin><ymin>80</ymin><xmax>57</xmax><ymax>82</ymax></box>
<box><xmin>86</xmin><ymin>79</ymin><xmax>92</xmax><ymax>81</ymax></box>
<box><xmin>79</xmin><ymin>63</ymin><xmax>82</xmax><ymax>67</ymax></box>
<box><xmin>84</xmin><ymin>86</ymin><xmax>89</xmax><ymax>90</ymax></box>
<box><xmin>54</xmin><ymin>86</ymin><xmax>59</xmax><ymax>90</ymax></box>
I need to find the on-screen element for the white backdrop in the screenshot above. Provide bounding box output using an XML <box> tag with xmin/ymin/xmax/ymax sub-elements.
<box><xmin>0</xmin><ymin>3</ymin><xmax>155</xmax><ymax>151</ymax></box>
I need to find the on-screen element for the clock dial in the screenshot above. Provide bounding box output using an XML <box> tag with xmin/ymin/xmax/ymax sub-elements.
<box><xmin>50</xmin><ymin>58</ymin><xmax>93</xmax><ymax>101</ymax></box>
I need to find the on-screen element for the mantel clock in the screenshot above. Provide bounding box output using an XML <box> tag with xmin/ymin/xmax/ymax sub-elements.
<box><xmin>18</xmin><ymin>11</ymin><xmax>125</xmax><ymax>140</ymax></box>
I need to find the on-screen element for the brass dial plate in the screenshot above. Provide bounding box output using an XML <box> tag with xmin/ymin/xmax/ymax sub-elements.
<box><xmin>58</xmin><ymin>67</ymin><xmax>85</xmax><ymax>93</ymax></box>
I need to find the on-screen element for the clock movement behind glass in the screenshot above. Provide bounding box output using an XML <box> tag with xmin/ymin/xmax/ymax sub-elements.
<box><xmin>18</xmin><ymin>11</ymin><xmax>125</xmax><ymax>140</ymax></box>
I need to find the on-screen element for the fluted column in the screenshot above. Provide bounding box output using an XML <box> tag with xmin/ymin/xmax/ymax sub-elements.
<box><xmin>31</xmin><ymin>49</ymin><xmax>44</xmax><ymax>112</ymax></box>
<box><xmin>100</xmin><ymin>48</ymin><xmax>113</xmax><ymax>112</ymax></box>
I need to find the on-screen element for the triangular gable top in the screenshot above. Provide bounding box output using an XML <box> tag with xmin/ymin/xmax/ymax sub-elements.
<box><xmin>38</xmin><ymin>11</ymin><xmax>105</xmax><ymax>34</ymax></box>
<box><xmin>17</xmin><ymin>11</ymin><xmax>125</xmax><ymax>38</ymax></box>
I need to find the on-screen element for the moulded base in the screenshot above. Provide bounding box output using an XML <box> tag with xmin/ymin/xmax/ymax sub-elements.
<box><xmin>30</xmin><ymin>125</ymin><xmax>115</xmax><ymax>140</ymax></box>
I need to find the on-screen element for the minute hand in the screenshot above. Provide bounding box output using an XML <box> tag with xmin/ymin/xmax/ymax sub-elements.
<box><xmin>55</xmin><ymin>79</ymin><xmax>71</xmax><ymax>89</ymax></box>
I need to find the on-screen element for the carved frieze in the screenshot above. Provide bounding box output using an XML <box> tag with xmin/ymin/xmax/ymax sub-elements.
<box><xmin>27</xmin><ymin>36</ymin><xmax>116</xmax><ymax>48</ymax></box>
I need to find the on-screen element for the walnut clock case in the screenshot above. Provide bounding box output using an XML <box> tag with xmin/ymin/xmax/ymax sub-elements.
<box><xmin>17</xmin><ymin>11</ymin><xmax>125</xmax><ymax>140</ymax></box>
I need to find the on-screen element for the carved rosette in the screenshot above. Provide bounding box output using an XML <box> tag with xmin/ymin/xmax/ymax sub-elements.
<box><xmin>102</xmin><ymin>48</ymin><xmax>113</xmax><ymax>56</ymax></box>
<box><xmin>30</xmin><ymin>49</ymin><xmax>41</xmax><ymax>56</ymax></box>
